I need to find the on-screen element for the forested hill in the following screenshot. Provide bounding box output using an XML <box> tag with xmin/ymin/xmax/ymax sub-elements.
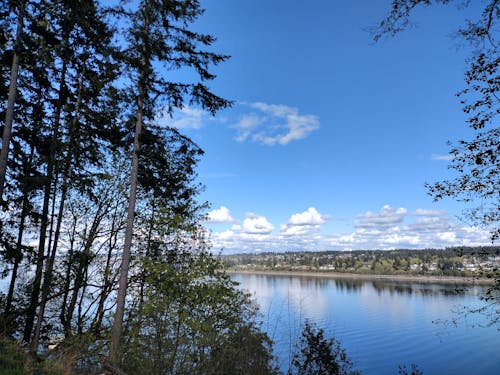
<box><xmin>223</xmin><ymin>247</ymin><xmax>500</xmax><ymax>277</ymax></box>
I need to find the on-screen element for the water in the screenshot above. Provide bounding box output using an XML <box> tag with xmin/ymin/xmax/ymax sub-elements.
<box><xmin>231</xmin><ymin>273</ymin><xmax>500</xmax><ymax>375</ymax></box>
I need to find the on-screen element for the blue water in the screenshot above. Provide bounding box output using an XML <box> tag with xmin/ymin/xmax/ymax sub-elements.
<box><xmin>231</xmin><ymin>273</ymin><xmax>500</xmax><ymax>375</ymax></box>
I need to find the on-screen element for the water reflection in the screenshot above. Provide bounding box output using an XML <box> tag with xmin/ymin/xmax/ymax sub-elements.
<box><xmin>369</xmin><ymin>281</ymin><xmax>469</xmax><ymax>297</ymax></box>
<box><xmin>334</xmin><ymin>278</ymin><xmax>363</xmax><ymax>292</ymax></box>
<box><xmin>234</xmin><ymin>273</ymin><xmax>478</xmax><ymax>298</ymax></box>
<box><xmin>231</xmin><ymin>273</ymin><xmax>499</xmax><ymax>375</ymax></box>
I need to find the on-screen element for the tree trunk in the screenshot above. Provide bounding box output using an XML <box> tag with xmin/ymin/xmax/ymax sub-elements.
<box><xmin>91</xmin><ymin>209</ymin><xmax>122</xmax><ymax>335</ymax></box>
<box><xmin>22</xmin><ymin>58</ymin><xmax>68</xmax><ymax>344</ymax></box>
<box><xmin>3</xmin><ymin>190</ymin><xmax>29</xmax><ymax>317</ymax></box>
<box><xmin>30</xmin><ymin>182</ymin><xmax>67</xmax><ymax>350</ymax></box>
<box><xmin>60</xmin><ymin>213</ymin><xmax>77</xmax><ymax>337</ymax></box>
<box><xmin>31</xmin><ymin>75</ymin><xmax>84</xmax><ymax>349</ymax></box>
<box><xmin>0</xmin><ymin>1</ymin><xmax>24</xmax><ymax>199</ymax></box>
<box><xmin>109</xmin><ymin>80</ymin><xmax>144</xmax><ymax>362</ymax></box>
<box><xmin>22</xmin><ymin>165</ymin><xmax>52</xmax><ymax>343</ymax></box>
<box><xmin>4</xmin><ymin>145</ymin><xmax>34</xmax><ymax>319</ymax></box>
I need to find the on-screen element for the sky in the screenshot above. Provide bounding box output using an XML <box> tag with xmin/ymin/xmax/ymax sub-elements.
<box><xmin>163</xmin><ymin>0</ymin><xmax>493</xmax><ymax>253</ymax></box>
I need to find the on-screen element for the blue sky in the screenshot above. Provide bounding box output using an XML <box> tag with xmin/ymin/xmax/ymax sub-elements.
<box><xmin>163</xmin><ymin>0</ymin><xmax>492</xmax><ymax>253</ymax></box>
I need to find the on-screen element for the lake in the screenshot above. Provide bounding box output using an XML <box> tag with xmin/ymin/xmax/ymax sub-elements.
<box><xmin>231</xmin><ymin>272</ymin><xmax>499</xmax><ymax>375</ymax></box>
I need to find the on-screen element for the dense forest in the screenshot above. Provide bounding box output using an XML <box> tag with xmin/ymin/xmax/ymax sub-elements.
<box><xmin>224</xmin><ymin>247</ymin><xmax>500</xmax><ymax>278</ymax></box>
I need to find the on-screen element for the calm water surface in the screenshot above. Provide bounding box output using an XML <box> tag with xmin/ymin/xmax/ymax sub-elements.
<box><xmin>231</xmin><ymin>273</ymin><xmax>499</xmax><ymax>375</ymax></box>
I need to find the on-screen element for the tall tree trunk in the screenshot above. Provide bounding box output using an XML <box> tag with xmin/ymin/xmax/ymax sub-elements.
<box><xmin>109</xmin><ymin>79</ymin><xmax>144</xmax><ymax>362</ymax></box>
<box><xmin>91</xmin><ymin>210</ymin><xmax>122</xmax><ymax>335</ymax></box>
<box><xmin>60</xmin><ymin>212</ymin><xmax>77</xmax><ymax>336</ymax></box>
<box><xmin>109</xmin><ymin>0</ymin><xmax>154</xmax><ymax>357</ymax></box>
<box><xmin>0</xmin><ymin>1</ymin><xmax>24</xmax><ymax>199</ymax></box>
<box><xmin>22</xmin><ymin>58</ymin><xmax>68</xmax><ymax>344</ymax></box>
<box><xmin>4</xmin><ymin>190</ymin><xmax>29</xmax><ymax>317</ymax></box>
<box><xmin>64</xmin><ymin>206</ymin><xmax>103</xmax><ymax>336</ymax></box>
<box><xmin>4</xmin><ymin>145</ymin><xmax>34</xmax><ymax>319</ymax></box>
<box><xmin>22</xmin><ymin>164</ymin><xmax>52</xmax><ymax>343</ymax></box>
<box><xmin>31</xmin><ymin>75</ymin><xmax>83</xmax><ymax>349</ymax></box>
<box><xmin>30</xmin><ymin>182</ymin><xmax>67</xmax><ymax>350</ymax></box>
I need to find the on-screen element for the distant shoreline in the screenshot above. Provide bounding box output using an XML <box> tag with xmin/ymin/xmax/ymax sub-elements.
<box><xmin>227</xmin><ymin>269</ymin><xmax>495</xmax><ymax>285</ymax></box>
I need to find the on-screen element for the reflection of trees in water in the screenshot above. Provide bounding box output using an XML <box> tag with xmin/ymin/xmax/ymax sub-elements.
<box><xmin>334</xmin><ymin>278</ymin><xmax>363</xmax><ymax>293</ymax></box>
<box><xmin>369</xmin><ymin>281</ymin><xmax>469</xmax><ymax>297</ymax></box>
<box><xmin>253</xmin><ymin>274</ymin><xmax>333</xmax><ymax>291</ymax></box>
<box><xmin>370</xmin><ymin>281</ymin><xmax>418</xmax><ymax>296</ymax></box>
<box><xmin>243</xmin><ymin>274</ymin><xmax>484</xmax><ymax>300</ymax></box>
<box><xmin>298</xmin><ymin>276</ymin><xmax>331</xmax><ymax>289</ymax></box>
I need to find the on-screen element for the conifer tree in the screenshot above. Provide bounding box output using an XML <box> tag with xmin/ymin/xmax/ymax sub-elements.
<box><xmin>109</xmin><ymin>0</ymin><xmax>231</xmax><ymax>362</ymax></box>
<box><xmin>29</xmin><ymin>0</ymin><xmax>119</xmax><ymax>349</ymax></box>
<box><xmin>0</xmin><ymin>0</ymin><xmax>120</xmax><ymax>345</ymax></box>
<box><xmin>0</xmin><ymin>0</ymin><xmax>25</xmax><ymax>199</ymax></box>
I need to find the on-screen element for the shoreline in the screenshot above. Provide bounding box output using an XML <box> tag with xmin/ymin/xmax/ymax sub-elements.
<box><xmin>227</xmin><ymin>269</ymin><xmax>496</xmax><ymax>285</ymax></box>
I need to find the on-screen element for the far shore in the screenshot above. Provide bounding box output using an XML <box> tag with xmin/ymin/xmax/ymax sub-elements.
<box><xmin>227</xmin><ymin>268</ymin><xmax>496</xmax><ymax>285</ymax></box>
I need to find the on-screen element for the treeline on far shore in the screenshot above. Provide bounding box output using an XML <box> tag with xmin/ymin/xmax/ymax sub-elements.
<box><xmin>223</xmin><ymin>246</ymin><xmax>500</xmax><ymax>278</ymax></box>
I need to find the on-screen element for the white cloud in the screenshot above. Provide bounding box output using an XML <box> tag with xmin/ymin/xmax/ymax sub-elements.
<box><xmin>280</xmin><ymin>207</ymin><xmax>329</xmax><ymax>237</ymax></box>
<box><xmin>231</xmin><ymin>224</ymin><xmax>242</xmax><ymax>231</ymax></box>
<box><xmin>353</xmin><ymin>205</ymin><xmax>407</xmax><ymax>230</ymax></box>
<box><xmin>208</xmin><ymin>214</ymin><xmax>279</xmax><ymax>253</ymax></box>
<box><xmin>280</xmin><ymin>223</ymin><xmax>318</xmax><ymax>237</ymax></box>
<box><xmin>242</xmin><ymin>215</ymin><xmax>274</xmax><ymax>235</ymax></box>
<box><xmin>233</xmin><ymin>102</ymin><xmax>319</xmax><ymax>145</ymax></box>
<box><xmin>205</xmin><ymin>205</ymin><xmax>492</xmax><ymax>254</ymax></box>
<box><xmin>407</xmin><ymin>217</ymin><xmax>449</xmax><ymax>233</ymax></box>
<box><xmin>206</xmin><ymin>206</ymin><xmax>236</xmax><ymax>223</ymax></box>
<box><xmin>233</xmin><ymin>114</ymin><xmax>262</xmax><ymax>143</ymax></box>
<box><xmin>431</xmin><ymin>154</ymin><xmax>454</xmax><ymax>161</ymax></box>
<box><xmin>437</xmin><ymin>231</ymin><xmax>457</xmax><ymax>242</ymax></box>
<box><xmin>157</xmin><ymin>106</ymin><xmax>215</xmax><ymax>129</ymax></box>
<box><xmin>413</xmin><ymin>209</ymin><xmax>447</xmax><ymax>217</ymax></box>
<box><xmin>218</xmin><ymin>230</ymin><xmax>236</xmax><ymax>240</ymax></box>
<box><xmin>288</xmin><ymin>207</ymin><xmax>326</xmax><ymax>226</ymax></box>
<box><xmin>383</xmin><ymin>234</ymin><xmax>421</xmax><ymax>245</ymax></box>
<box><xmin>160</xmin><ymin>102</ymin><xmax>319</xmax><ymax>145</ymax></box>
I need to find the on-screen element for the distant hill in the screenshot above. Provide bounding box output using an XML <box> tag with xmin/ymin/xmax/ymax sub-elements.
<box><xmin>223</xmin><ymin>246</ymin><xmax>500</xmax><ymax>278</ymax></box>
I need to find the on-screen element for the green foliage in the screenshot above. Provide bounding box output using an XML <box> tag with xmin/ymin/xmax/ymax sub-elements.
<box><xmin>226</xmin><ymin>247</ymin><xmax>499</xmax><ymax>278</ymax></box>
<box><xmin>120</xmin><ymin>250</ymin><xmax>277</xmax><ymax>375</ymax></box>
<box><xmin>2</xmin><ymin>1</ymin><xmax>273</xmax><ymax>373</ymax></box>
<box><xmin>0</xmin><ymin>337</ymin><xmax>65</xmax><ymax>375</ymax></box>
<box><xmin>372</xmin><ymin>259</ymin><xmax>395</xmax><ymax>274</ymax></box>
<box><xmin>291</xmin><ymin>322</ymin><xmax>359</xmax><ymax>375</ymax></box>
<box><xmin>0</xmin><ymin>337</ymin><xmax>27</xmax><ymax>375</ymax></box>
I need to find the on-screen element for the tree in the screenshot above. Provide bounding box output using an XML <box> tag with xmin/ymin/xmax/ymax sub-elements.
<box><xmin>108</xmin><ymin>0</ymin><xmax>231</xmax><ymax>362</ymax></box>
<box><xmin>373</xmin><ymin>0</ymin><xmax>499</xmax><ymax>241</ymax></box>
<box><xmin>6</xmin><ymin>0</ymin><xmax>121</xmax><ymax>347</ymax></box>
<box><xmin>121</xmin><ymin>248</ymin><xmax>277</xmax><ymax>375</ymax></box>
<box><xmin>374</xmin><ymin>0</ymin><xmax>499</xmax><ymax>326</ymax></box>
<box><xmin>0</xmin><ymin>0</ymin><xmax>24</xmax><ymax>199</ymax></box>
<box><xmin>291</xmin><ymin>321</ymin><xmax>359</xmax><ymax>375</ymax></box>
<box><xmin>29</xmin><ymin>0</ymin><xmax>119</xmax><ymax>350</ymax></box>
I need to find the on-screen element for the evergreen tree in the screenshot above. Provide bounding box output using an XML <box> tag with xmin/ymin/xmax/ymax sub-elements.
<box><xmin>0</xmin><ymin>0</ymin><xmax>25</xmax><ymax>199</ymax></box>
<box><xmin>109</xmin><ymin>0</ymin><xmax>231</xmax><ymax>362</ymax></box>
